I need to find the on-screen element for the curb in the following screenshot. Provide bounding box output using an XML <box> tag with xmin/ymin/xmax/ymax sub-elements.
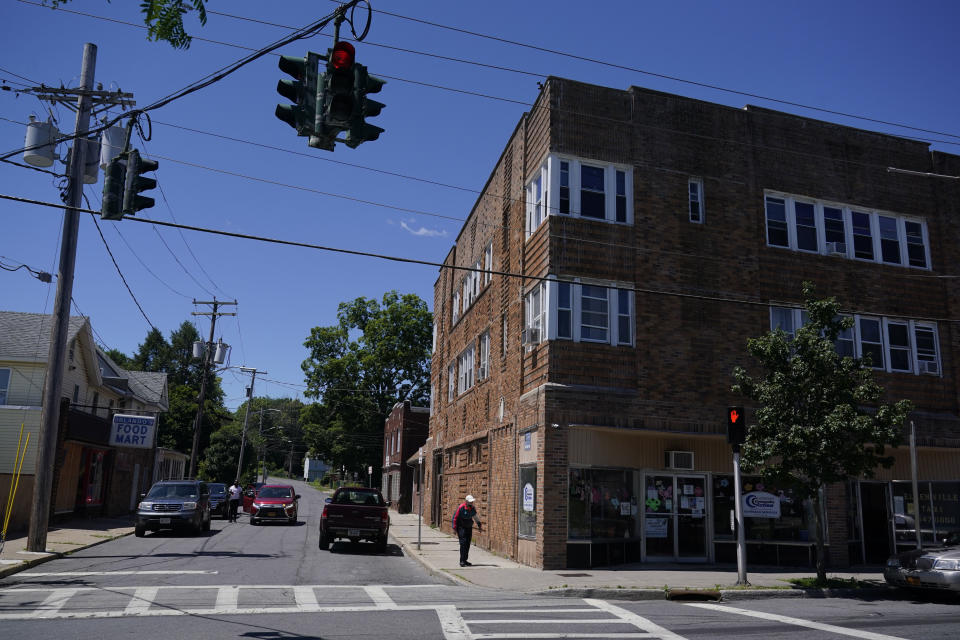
<box><xmin>0</xmin><ymin>529</ymin><xmax>134</xmax><ymax>580</ymax></box>
<box><xmin>531</xmin><ymin>587</ymin><xmax>666</xmax><ymax>601</ymax></box>
<box><xmin>388</xmin><ymin>534</ymin><xmax>461</xmax><ymax>587</ymax></box>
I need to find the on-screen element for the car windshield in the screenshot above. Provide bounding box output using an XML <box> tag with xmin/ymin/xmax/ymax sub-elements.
<box><xmin>146</xmin><ymin>484</ymin><xmax>198</xmax><ymax>499</ymax></box>
<box><xmin>208</xmin><ymin>484</ymin><xmax>227</xmax><ymax>495</ymax></box>
<box><xmin>333</xmin><ymin>490</ymin><xmax>383</xmax><ymax>506</ymax></box>
<box><xmin>258</xmin><ymin>487</ymin><xmax>293</xmax><ymax>499</ymax></box>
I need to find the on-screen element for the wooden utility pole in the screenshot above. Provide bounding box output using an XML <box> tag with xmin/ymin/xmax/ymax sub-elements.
<box><xmin>188</xmin><ymin>299</ymin><xmax>236</xmax><ymax>478</ymax></box>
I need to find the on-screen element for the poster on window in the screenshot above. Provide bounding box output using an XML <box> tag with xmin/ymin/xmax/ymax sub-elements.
<box><xmin>109</xmin><ymin>414</ymin><xmax>156</xmax><ymax>448</ymax></box>
<box><xmin>743</xmin><ymin>491</ymin><xmax>781</xmax><ymax>518</ymax></box>
<box><xmin>645</xmin><ymin>517</ymin><xmax>668</xmax><ymax>538</ymax></box>
<box><xmin>523</xmin><ymin>482</ymin><xmax>535</xmax><ymax>512</ymax></box>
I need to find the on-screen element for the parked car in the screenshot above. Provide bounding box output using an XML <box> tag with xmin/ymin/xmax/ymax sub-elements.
<box><xmin>884</xmin><ymin>531</ymin><xmax>960</xmax><ymax>592</ymax></box>
<box><xmin>135</xmin><ymin>480</ymin><xmax>211</xmax><ymax>537</ymax></box>
<box><xmin>242</xmin><ymin>482</ymin><xmax>266</xmax><ymax>513</ymax></box>
<box><xmin>319</xmin><ymin>486</ymin><xmax>390</xmax><ymax>552</ymax></box>
<box><xmin>208</xmin><ymin>482</ymin><xmax>228</xmax><ymax>519</ymax></box>
<box><xmin>250</xmin><ymin>484</ymin><xmax>300</xmax><ymax>525</ymax></box>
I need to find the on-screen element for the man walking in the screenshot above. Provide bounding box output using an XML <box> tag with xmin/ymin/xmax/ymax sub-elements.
<box><xmin>452</xmin><ymin>494</ymin><xmax>482</xmax><ymax>567</ymax></box>
<box><xmin>228</xmin><ymin>480</ymin><xmax>242</xmax><ymax>523</ymax></box>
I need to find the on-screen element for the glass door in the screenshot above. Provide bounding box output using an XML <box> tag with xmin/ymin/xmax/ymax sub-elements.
<box><xmin>675</xmin><ymin>475</ymin><xmax>708</xmax><ymax>560</ymax></box>
<box><xmin>643</xmin><ymin>475</ymin><xmax>675</xmax><ymax>559</ymax></box>
<box><xmin>643</xmin><ymin>473</ymin><xmax>708</xmax><ymax>561</ymax></box>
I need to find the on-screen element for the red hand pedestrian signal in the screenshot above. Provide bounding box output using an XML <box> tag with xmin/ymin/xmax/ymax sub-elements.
<box><xmin>727</xmin><ymin>406</ymin><xmax>745</xmax><ymax>446</ymax></box>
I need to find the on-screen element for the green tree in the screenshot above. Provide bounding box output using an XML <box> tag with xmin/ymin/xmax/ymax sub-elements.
<box><xmin>131</xmin><ymin>327</ymin><xmax>170</xmax><ymax>372</ymax></box>
<box><xmin>732</xmin><ymin>282</ymin><xmax>912</xmax><ymax>582</ymax></box>
<box><xmin>104</xmin><ymin>348</ymin><xmax>132</xmax><ymax>369</ymax></box>
<box><xmin>49</xmin><ymin>0</ymin><xmax>209</xmax><ymax>49</ymax></box>
<box><xmin>301</xmin><ymin>291</ymin><xmax>432</xmax><ymax>475</ymax></box>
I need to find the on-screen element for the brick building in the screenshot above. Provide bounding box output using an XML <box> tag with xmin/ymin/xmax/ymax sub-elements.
<box><xmin>381</xmin><ymin>401</ymin><xmax>428</xmax><ymax>513</ymax></box>
<box><xmin>425</xmin><ymin>77</ymin><xmax>960</xmax><ymax>570</ymax></box>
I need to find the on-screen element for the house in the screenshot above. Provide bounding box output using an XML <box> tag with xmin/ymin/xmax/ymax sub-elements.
<box><xmin>303</xmin><ymin>456</ymin><xmax>329</xmax><ymax>483</ymax></box>
<box><xmin>381</xmin><ymin>401</ymin><xmax>428</xmax><ymax>513</ymax></box>
<box><xmin>0</xmin><ymin>311</ymin><xmax>169</xmax><ymax>531</ymax></box>
<box><xmin>425</xmin><ymin>77</ymin><xmax>960</xmax><ymax>569</ymax></box>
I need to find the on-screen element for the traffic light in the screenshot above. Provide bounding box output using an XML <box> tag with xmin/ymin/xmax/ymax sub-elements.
<box><xmin>344</xmin><ymin>63</ymin><xmax>386</xmax><ymax>148</ymax></box>
<box><xmin>320</xmin><ymin>41</ymin><xmax>357</xmax><ymax>131</ymax></box>
<box><xmin>121</xmin><ymin>149</ymin><xmax>158</xmax><ymax>216</ymax></box>
<box><xmin>101</xmin><ymin>155</ymin><xmax>126</xmax><ymax>220</ymax></box>
<box><xmin>727</xmin><ymin>406</ymin><xmax>746</xmax><ymax>448</ymax></box>
<box><xmin>275</xmin><ymin>52</ymin><xmax>319</xmax><ymax>136</ymax></box>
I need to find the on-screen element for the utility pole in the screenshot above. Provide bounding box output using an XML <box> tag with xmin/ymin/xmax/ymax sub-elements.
<box><xmin>27</xmin><ymin>43</ymin><xmax>97</xmax><ymax>553</ymax></box>
<box><xmin>236</xmin><ymin>367</ymin><xmax>265</xmax><ymax>482</ymax></box>
<box><xmin>188</xmin><ymin>299</ymin><xmax>236</xmax><ymax>479</ymax></box>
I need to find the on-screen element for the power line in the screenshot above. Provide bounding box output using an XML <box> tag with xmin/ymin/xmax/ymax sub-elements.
<box><xmin>7</xmin><ymin>191</ymin><xmax>960</xmax><ymax>325</ymax></box>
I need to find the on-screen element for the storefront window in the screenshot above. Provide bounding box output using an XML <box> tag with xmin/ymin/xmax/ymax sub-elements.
<box><xmin>892</xmin><ymin>481</ymin><xmax>960</xmax><ymax>546</ymax></box>
<box><xmin>567</xmin><ymin>468</ymin><xmax>637</xmax><ymax>540</ymax></box>
<box><xmin>85</xmin><ymin>449</ymin><xmax>105</xmax><ymax>505</ymax></box>
<box><xmin>518</xmin><ymin>465</ymin><xmax>537</xmax><ymax>538</ymax></box>
<box><xmin>712</xmin><ymin>475</ymin><xmax>813</xmax><ymax>541</ymax></box>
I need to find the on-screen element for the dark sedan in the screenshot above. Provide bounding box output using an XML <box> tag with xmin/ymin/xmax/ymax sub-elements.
<box><xmin>208</xmin><ymin>482</ymin><xmax>228</xmax><ymax>518</ymax></box>
<box><xmin>885</xmin><ymin>532</ymin><xmax>960</xmax><ymax>592</ymax></box>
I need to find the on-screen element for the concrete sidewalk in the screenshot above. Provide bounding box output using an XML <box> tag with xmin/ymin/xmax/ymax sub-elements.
<box><xmin>387</xmin><ymin>510</ymin><xmax>891</xmax><ymax>600</ymax></box>
<box><xmin>0</xmin><ymin>517</ymin><xmax>135</xmax><ymax>579</ymax></box>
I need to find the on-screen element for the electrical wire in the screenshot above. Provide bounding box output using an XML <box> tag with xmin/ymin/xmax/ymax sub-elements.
<box><xmin>6</xmin><ymin>191</ymin><xmax>959</xmax><ymax>326</ymax></box>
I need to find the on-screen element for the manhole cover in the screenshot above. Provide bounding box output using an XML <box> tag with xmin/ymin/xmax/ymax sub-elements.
<box><xmin>558</xmin><ymin>573</ymin><xmax>590</xmax><ymax>577</ymax></box>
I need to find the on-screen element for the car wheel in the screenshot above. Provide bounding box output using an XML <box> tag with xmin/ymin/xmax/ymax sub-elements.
<box><xmin>250</xmin><ymin>518</ymin><xmax>258</xmax><ymax>526</ymax></box>
<box><xmin>134</xmin><ymin>525</ymin><xmax>145</xmax><ymax>538</ymax></box>
<box><xmin>374</xmin><ymin>535</ymin><xmax>387</xmax><ymax>553</ymax></box>
<box><xmin>318</xmin><ymin>531</ymin><xmax>329</xmax><ymax>550</ymax></box>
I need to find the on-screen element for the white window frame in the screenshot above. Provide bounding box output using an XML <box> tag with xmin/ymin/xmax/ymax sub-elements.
<box><xmin>447</xmin><ymin>362</ymin><xmax>455</xmax><ymax>401</ymax></box>
<box><xmin>525</xmin><ymin>154</ymin><xmax>634</xmax><ymax>239</ymax></box>
<box><xmin>688</xmin><ymin>178</ymin><xmax>704</xmax><ymax>224</ymax></box>
<box><xmin>548</xmin><ymin>280</ymin><xmax>634</xmax><ymax>346</ymax></box>
<box><xmin>763</xmin><ymin>190</ymin><xmax>930</xmax><ymax>270</ymax></box>
<box><xmin>484</xmin><ymin>242</ymin><xmax>493</xmax><ymax>284</ymax></box>
<box><xmin>478</xmin><ymin>332</ymin><xmax>490</xmax><ymax>381</ymax></box>
<box><xmin>857</xmin><ymin>316</ymin><xmax>885</xmax><ymax>370</ymax></box>
<box><xmin>524</xmin><ymin>283</ymin><xmax>546</xmax><ymax>346</ymax></box>
<box><xmin>452</xmin><ymin>290</ymin><xmax>461</xmax><ymax>325</ymax></box>
<box><xmin>914</xmin><ymin>323</ymin><xmax>941</xmax><ymax>375</ymax></box>
<box><xmin>457</xmin><ymin>346</ymin><xmax>475</xmax><ymax>394</ymax></box>
<box><xmin>884</xmin><ymin>318</ymin><xmax>913</xmax><ymax>373</ymax></box>
<box><xmin>0</xmin><ymin>367</ymin><xmax>10</xmax><ymax>405</ymax></box>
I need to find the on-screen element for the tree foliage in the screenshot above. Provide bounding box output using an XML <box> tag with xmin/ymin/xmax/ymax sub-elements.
<box><xmin>48</xmin><ymin>1</ymin><xmax>209</xmax><ymax>49</ymax></box>
<box><xmin>732</xmin><ymin>282</ymin><xmax>912</xmax><ymax>580</ymax></box>
<box><xmin>300</xmin><ymin>291</ymin><xmax>432</xmax><ymax>475</ymax></box>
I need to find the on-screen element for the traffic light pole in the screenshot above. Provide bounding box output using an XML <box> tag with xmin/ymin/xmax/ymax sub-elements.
<box><xmin>27</xmin><ymin>43</ymin><xmax>97</xmax><ymax>553</ymax></box>
<box><xmin>732</xmin><ymin>447</ymin><xmax>748</xmax><ymax>586</ymax></box>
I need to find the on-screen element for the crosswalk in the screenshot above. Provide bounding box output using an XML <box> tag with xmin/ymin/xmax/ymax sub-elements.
<box><xmin>0</xmin><ymin>584</ymin><xmax>684</xmax><ymax>639</ymax></box>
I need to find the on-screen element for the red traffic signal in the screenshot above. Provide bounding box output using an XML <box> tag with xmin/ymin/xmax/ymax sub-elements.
<box><xmin>727</xmin><ymin>406</ymin><xmax>746</xmax><ymax>446</ymax></box>
<box><xmin>330</xmin><ymin>41</ymin><xmax>355</xmax><ymax>71</ymax></box>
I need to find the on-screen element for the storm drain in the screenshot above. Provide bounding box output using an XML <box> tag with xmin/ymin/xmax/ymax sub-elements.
<box><xmin>666</xmin><ymin>589</ymin><xmax>721</xmax><ymax>601</ymax></box>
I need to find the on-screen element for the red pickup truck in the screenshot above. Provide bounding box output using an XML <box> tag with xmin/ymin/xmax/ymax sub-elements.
<box><xmin>319</xmin><ymin>486</ymin><xmax>390</xmax><ymax>552</ymax></box>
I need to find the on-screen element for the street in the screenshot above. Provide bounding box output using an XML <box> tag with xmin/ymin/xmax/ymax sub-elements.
<box><xmin>2</xmin><ymin>480</ymin><xmax>960</xmax><ymax>639</ymax></box>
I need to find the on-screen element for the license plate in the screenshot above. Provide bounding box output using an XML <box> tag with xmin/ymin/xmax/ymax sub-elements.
<box><xmin>158</xmin><ymin>518</ymin><xmax>171</xmax><ymax>524</ymax></box>
<box><xmin>906</xmin><ymin>576</ymin><xmax>920</xmax><ymax>585</ymax></box>
<box><xmin>348</xmin><ymin>529</ymin><xmax>360</xmax><ymax>537</ymax></box>
<box><xmin>268</xmin><ymin>511</ymin><xmax>277</xmax><ymax>517</ymax></box>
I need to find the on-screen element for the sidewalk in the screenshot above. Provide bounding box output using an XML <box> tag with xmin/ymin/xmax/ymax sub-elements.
<box><xmin>0</xmin><ymin>517</ymin><xmax>135</xmax><ymax>579</ymax></box>
<box><xmin>387</xmin><ymin>510</ymin><xmax>891</xmax><ymax>600</ymax></box>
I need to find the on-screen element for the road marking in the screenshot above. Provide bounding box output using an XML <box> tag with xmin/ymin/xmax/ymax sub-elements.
<box><xmin>294</xmin><ymin>585</ymin><xmax>319</xmax><ymax>611</ymax></box>
<box><xmin>30</xmin><ymin>588</ymin><xmax>79</xmax><ymax>619</ymax></box>
<box><xmin>471</xmin><ymin>635</ymin><xmax>655</xmax><ymax>639</ymax></box>
<box><xmin>435</xmin><ymin>604</ymin><xmax>472</xmax><ymax>640</ymax></box>
<box><xmin>364</xmin><ymin>585</ymin><xmax>396</xmax><ymax>609</ymax></box>
<box><xmin>18</xmin><ymin>570</ymin><xmax>217</xmax><ymax>576</ymax></box>
<box><xmin>215</xmin><ymin>586</ymin><xmax>239</xmax><ymax>612</ymax></box>
<box><xmin>685</xmin><ymin>603</ymin><xmax>909</xmax><ymax>640</ymax></box>
<box><xmin>586</xmin><ymin>599</ymin><xmax>689</xmax><ymax>640</ymax></box>
<box><xmin>123</xmin><ymin>587</ymin><xmax>158</xmax><ymax>616</ymax></box>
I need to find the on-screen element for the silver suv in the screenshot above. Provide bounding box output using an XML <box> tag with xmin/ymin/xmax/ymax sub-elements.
<box><xmin>135</xmin><ymin>480</ymin><xmax>211</xmax><ymax>537</ymax></box>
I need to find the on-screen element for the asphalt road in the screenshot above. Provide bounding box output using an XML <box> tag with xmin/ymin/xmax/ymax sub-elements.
<box><xmin>2</xmin><ymin>479</ymin><xmax>960</xmax><ymax>638</ymax></box>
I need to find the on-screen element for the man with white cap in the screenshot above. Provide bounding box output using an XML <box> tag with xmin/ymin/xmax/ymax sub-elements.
<box><xmin>451</xmin><ymin>494</ymin><xmax>483</xmax><ymax>567</ymax></box>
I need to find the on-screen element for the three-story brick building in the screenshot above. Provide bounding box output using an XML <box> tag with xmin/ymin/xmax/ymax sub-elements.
<box><xmin>426</xmin><ymin>77</ymin><xmax>960</xmax><ymax>570</ymax></box>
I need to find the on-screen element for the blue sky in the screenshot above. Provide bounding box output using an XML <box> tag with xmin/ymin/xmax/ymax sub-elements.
<box><xmin>2</xmin><ymin>0</ymin><xmax>958</xmax><ymax>410</ymax></box>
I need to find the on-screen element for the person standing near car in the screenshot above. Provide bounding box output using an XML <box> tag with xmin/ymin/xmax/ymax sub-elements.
<box><xmin>452</xmin><ymin>494</ymin><xmax>482</xmax><ymax>567</ymax></box>
<box><xmin>228</xmin><ymin>480</ymin><xmax>242</xmax><ymax>522</ymax></box>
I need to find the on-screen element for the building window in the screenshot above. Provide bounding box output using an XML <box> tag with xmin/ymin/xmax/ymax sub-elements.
<box><xmin>915</xmin><ymin>324</ymin><xmax>940</xmax><ymax>375</ymax></box>
<box><xmin>765</xmin><ymin>191</ymin><xmax>929</xmax><ymax>270</ymax></box>
<box><xmin>550</xmin><ymin>280</ymin><xmax>634</xmax><ymax>346</ymax></box>
<box><xmin>835</xmin><ymin>316</ymin><xmax>855</xmax><ymax>358</ymax></box>
<box><xmin>483</xmin><ymin>242</ymin><xmax>493</xmax><ymax>284</ymax></box>
<box><xmin>457</xmin><ymin>346</ymin><xmax>475</xmax><ymax>394</ymax></box>
<box><xmin>524</xmin><ymin>283</ymin><xmax>546</xmax><ymax>346</ymax></box>
<box><xmin>519</xmin><ymin>465</ymin><xmax>537</xmax><ymax>538</ymax></box>
<box><xmin>557</xmin><ymin>282</ymin><xmax>572</xmax><ymax>339</ymax></box>
<box><xmin>478</xmin><ymin>332</ymin><xmax>490</xmax><ymax>381</ymax></box>
<box><xmin>688</xmin><ymin>178</ymin><xmax>704</xmax><ymax>223</ymax></box>
<box><xmin>452</xmin><ymin>291</ymin><xmax>461</xmax><ymax>325</ymax></box>
<box><xmin>580</xmin><ymin>284</ymin><xmax>609</xmax><ymax>342</ymax></box>
<box><xmin>525</xmin><ymin>155</ymin><xmax>633</xmax><ymax>238</ymax></box>
<box><xmin>0</xmin><ymin>368</ymin><xmax>10</xmax><ymax>405</ymax></box>
<box><xmin>617</xmin><ymin>290</ymin><xmax>632</xmax><ymax>345</ymax></box>
<box><xmin>858</xmin><ymin>317</ymin><xmax>884</xmax><ymax>370</ymax></box>
<box><xmin>72</xmin><ymin>384</ymin><xmax>80</xmax><ymax>404</ymax></box>
<box><xmin>885</xmin><ymin>320</ymin><xmax>912</xmax><ymax>373</ymax></box>
<box><xmin>447</xmin><ymin>363</ymin><xmax>455</xmax><ymax>401</ymax></box>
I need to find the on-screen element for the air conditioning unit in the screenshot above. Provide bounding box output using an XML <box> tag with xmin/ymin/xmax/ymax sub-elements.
<box><xmin>665</xmin><ymin>450</ymin><xmax>695</xmax><ymax>471</ymax></box>
<box><xmin>920</xmin><ymin>360</ymin><xmax>940</xmax><ymax>375</ymax></box>
<box><xmin>522</xmin><ymin>327</ymin><xmax>540</xmax><ymax>345</ymax></box>
<box><xmin>825</xmin><ymin>241</ymin><xmax>847</xmax><ymax>256</ymax></box>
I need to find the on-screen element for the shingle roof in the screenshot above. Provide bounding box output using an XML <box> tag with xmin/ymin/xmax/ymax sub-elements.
<box><xmin>0</xmin><ymin>311</ymin><xmax>87</xmax><ymax>361</ymax></box>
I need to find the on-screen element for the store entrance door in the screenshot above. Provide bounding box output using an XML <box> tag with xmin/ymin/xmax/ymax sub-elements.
<box><xmin>643</xmin><ymin>474</ymin><xmax>709</xmax><ymax>562</ymax></box>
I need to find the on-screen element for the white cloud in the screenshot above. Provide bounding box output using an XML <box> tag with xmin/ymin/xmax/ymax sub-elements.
<box><xmin>400</xmin><ymin>221</ymin><xmax>447</xmax><ymax>238</ymax></box>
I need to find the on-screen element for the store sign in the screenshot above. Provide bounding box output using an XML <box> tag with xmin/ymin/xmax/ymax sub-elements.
<box><xmin>522</xmin><ymin>482</ymin><xmax>535</xmax><ymax>512</ymax></box>
<box><xmin>743</xmin><ymin>491</ymin><xmax>781</xmax><ymax>518</ymax></box>
<box><xmin>109</xmin><ymin>414</ymin><xmax>156</xmax><ymax>448</ymax></box>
